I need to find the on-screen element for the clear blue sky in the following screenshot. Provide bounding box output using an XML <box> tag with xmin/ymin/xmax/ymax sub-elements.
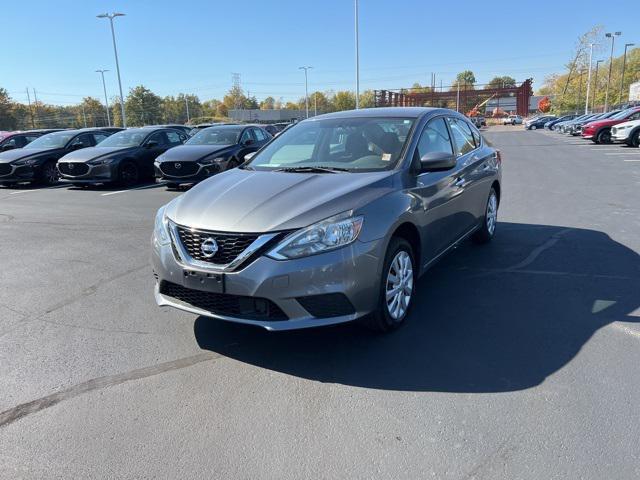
<box><xmin>2</xmin><ymin>0</ymin><xmax>637</xmax><ymax>106</ymax></box>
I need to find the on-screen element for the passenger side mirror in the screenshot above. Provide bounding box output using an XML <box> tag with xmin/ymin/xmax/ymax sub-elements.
<box><xmin>146</xmin><ymin>140</ymin><xmax>159</xmax><ymax>148</ymax></box>
<box><xmin>70</xmin><ymin>143</ymin><xmax>84</xmax><ymax>151</ymax></box>
<box><xmin>1</xmin><ymin>144</ymin><xmax>15</xmax><ymax>151</ymax></box>
<box><xmin>244</xmin><ymin>152</ymin><xmax>256</xmax><ymax>161</ymax></box>
<box><xmin>420</xmin><ymin>151</ymin><xmax>457</xmax><ymax>172</ymax></box>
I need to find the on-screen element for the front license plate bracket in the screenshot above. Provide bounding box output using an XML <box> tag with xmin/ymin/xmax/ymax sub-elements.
<box><xmin>183</xmin><ymin>269</ymin><xmax>225</xmax><ymax>293</ymax></box>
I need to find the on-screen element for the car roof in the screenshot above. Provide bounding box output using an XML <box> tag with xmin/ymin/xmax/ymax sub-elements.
<box><xmin>310</xmin><ymin>107</ymin><xmax>448</xmax><ymax>121</ymax></box>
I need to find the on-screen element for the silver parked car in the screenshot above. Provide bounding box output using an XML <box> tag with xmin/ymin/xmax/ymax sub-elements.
<box><xmin>152</xmin><ymin>107</ymin><xmax>502</xmax><ymax>332</ymax></box>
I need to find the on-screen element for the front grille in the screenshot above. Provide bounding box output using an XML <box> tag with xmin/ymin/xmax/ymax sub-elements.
<box><xmin>297</xmin><ymin>293</ymin><xmax>356</xmax><ymax>318</ymax></box>
<box><xmin>0</xmin><ymin>164</ymin><xmax>12</xmax><ymax>176</ymax></box>
<box><xmin>160</xmin><ymin>161</ymin><xmax>199</xmax><ymax>177</ymax></box>
<box><xmin>58</xmin><ymin>162</ymin><xmax>89</xmax><ymax>176</ymax></box>
<box><xmin>160</xmin><ymin>281</ymin><xmax>288</xmax><ymax>321</ymax></box>
<box><xmin>175</xmin><ymin>225</ymin><xmax>259</xmax><ymax>265</ymax></box>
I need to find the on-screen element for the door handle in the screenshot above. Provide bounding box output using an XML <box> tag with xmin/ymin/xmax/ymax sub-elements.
<box><xmin>454</xmin><ymin>177</ymin><xmax>466</xmax><ymax>188</ymax></box>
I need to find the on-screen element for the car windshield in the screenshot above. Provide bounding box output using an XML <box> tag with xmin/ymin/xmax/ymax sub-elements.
<box><xmin>24</xmin><ymin>131</ymin><xmax>74</xmax><ymax>149</ymax></box>
<box><xmin>97</xmin><ymin>130</ymin><xmax>148</xmax><ymax>147</ymax></box>
<box><xmin>247</xmin><ymin>117</ymin><xmax>415</xmax><ymax>172</ymax></box>
<box><xmin>186</xmin><ymin>127</ymin><xmax>242</xmax><ymax>145</ymax></box>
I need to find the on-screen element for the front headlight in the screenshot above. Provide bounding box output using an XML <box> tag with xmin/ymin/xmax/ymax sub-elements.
<box><xmin>153</xmin><ymin>206</ymin><xmax>171</xmax><ymax>248</ymax></box>
<box><xmin>88</xmin><ymin>157</ymin><xmax>115</xmax><ymax>166</ymax></box>
<box><xmin>267</xmin><ymin>211</ymin><xmax>364</xmax><ymax>260</ymax></box>
<box><xmin>13</xmin><ymin>158</ymin><xmax>39</xmax><ymax>166</ymax></box>
<box><xmin>199</xmin><ymin>156</ymin><xmax>226</xmax><ymax>165</ymax></box>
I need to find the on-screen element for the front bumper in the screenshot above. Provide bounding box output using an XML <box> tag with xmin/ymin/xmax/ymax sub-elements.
<box><xmin>152</xmin><ymin>235</ymin><xmax>385</xmax><ymax>331</ymax></box>
<box><xmin>58</xmin><ymin>162</ymin><xmax>117</xmax><ymax>184</ymax></box>
<box><xmin>611</xmin><ymin>131</ymin><xmax>631</xmax><ymax>142</ymax></box>
<box><xmin>154</xmin><ymin>161</ymin><xmax>222</xmax><ymax>183</ymax></box>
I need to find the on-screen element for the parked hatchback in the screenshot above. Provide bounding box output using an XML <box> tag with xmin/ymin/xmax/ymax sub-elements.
<box><xmin>0</xmin><ymin>128</ymin><xmax>113</xmax><ymax>186</ymax></box>
<box><xmin>154</xmin><ymin>124</ymin><xmax>272</xmax><ymax>188</ymax></box>
<box><xmin>58</xmin><ymin>127</ymin><xmax>188</xmax><ymax>186</ymax></box>
<box><xmin>152</xmin><ymin>107</ymin><xmax>502</xmax><ymax>332</ymax></box>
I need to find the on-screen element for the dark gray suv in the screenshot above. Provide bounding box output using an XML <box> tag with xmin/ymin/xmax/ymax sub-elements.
<box><xmin>152</xmin><ymin>107</ymin><xmax>502</xmax><ymax>332</ymax></box>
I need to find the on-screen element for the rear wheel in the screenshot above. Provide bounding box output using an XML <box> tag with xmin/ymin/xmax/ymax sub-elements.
<box><xmin>40</xmin><ymin>160</ymin><xmax>59</xmax><ymax>185</ymax></box>
<box><xmin>531</xmin><ymin>125</ymin><xmax>537</xmax><ymax>130</ymax></box>
<box><xmin>472</xmin><ymin>187</ymin><xmax>498</xmax><ymax>244</ymax></box>
<box><xmin>117</xmin><ymin>161</ymin><xmax>139</xmax><ymax>186</ymax></box>
<box><xmin>362</xmin><ymin>237</ymin><xmax>415</xmax><ymax>333</ymax></box>
<box><xmin>596</xmin><ymin>129</ymin><xmax>612</xmax><ymax>144</ymax></box>
<box><xmin>629</xmin><ymin>130</ymin><xmax>640</xmax><ymax>148</ymax></box>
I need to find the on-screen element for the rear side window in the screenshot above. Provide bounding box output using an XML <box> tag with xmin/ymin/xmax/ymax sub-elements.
<box><xmin>416</xmin><ymin>117</ymin><xmax>453</xmax><ymax>158</ymax></box>
<box><xmin>239</xmin><ymin>129</ymin><xmax>253</xmax><ymax>144</ymax></box>
<box><xmin>253</xmin><ymin>128</ymin><xmax>267</xmax><ymax>142</ymax></box>
<box><xmin>166</xmin><ymin>131</ymin><xmax>183</xmax><ymax>145</ymax></box>
<box><xmin>447</xmin><ymin>117</ymin><xmax>476</xmax><ymax>156</ymax></box>
<box><xmin>93</xmin><ymin>133</ymin><xmax>109</xmax><ymax>144</ymax></box>
<box><xmin>147</xmin><ymin>132</ymin><xmax>168</xmax><ymax>145</ymax></box>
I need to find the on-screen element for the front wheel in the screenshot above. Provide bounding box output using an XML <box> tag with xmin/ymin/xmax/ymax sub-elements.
<box><xmin>362</xmin><ymin>238</ymin><xmax>415</xmax><ymax>332</ymax></box>
<box><xmin>596</xmin><ymin>129</ymin><xmax>612</xmax><ymax>144</ymax></box>
<box><xmin>40</xmin><ymin>160</ymin><xmax>59</xmax><ymax>185</ymax></box>
<box><xmin>472</xmin><ymin>187</ymin><xmax>498</xmax><ymax>244</ymax></box>
<box><xmin>531</xmin><ymin>125</ymin><xmax>537</xmax><ymax>130</ymax></box>
<box><xmin>117</xmin><ymin>161</ymin><xmax>139</xmax><ymax>186</ymax></box>
<box><xmin>628</xmin><ymin>130</ymin><xmax>640</xmax><ymax>148</ymax></box>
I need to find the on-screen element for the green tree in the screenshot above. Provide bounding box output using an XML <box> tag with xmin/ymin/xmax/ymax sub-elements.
<box><xmin>77</xmin><ymin>97</ymin><xmax>108</xmax><ymax>127</ymax></box>
<box><xmin>0</xmin><ymin>88</ymin><xmax>17</xmax><ymax>130</ymax></box>
<box><xmin>455</xmin><ymin>70</ymin><xmax>476</xmax><ymax>87</ymax></box>
<box><xmin>223</xmin><ymin>85</ymin><xmax>247</xmax><ymax>112</ymax></box>
<box><xmin>359</xmin><ymin>90</ymin><xmax>376</xmax><ymax>108</ymax></box>
<box><xmin>333</xmin><ymin>91</ymin><xmax>356</xmax><ymax>111</ymax></box>
<box><xmin>125</xmin><ymin>85</ymin><xmax>163</xmax><ymax>126</ymax></box>
<box><xmin>260</xmin><ymin>96</ymin><xmax>275</xmax><ymax>110</ymax></box>
<box><xmin>487</xmin><ymin>76</ymin><xmax>516</xmax><ymax>89</ymax></box>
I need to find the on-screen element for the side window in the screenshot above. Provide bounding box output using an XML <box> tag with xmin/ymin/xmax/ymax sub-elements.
<box><xmin>628</xmin><ymin>111</ymin><xmax>640</xmax><ymax>121</ymax></box>
<box><xmin>253</xmin><ymin>128</ymin><xmax>267</xmax><ymax>142</ymax></box>
<box><xmin>147</xmin><ymin>132</ymin><xmax>167</xmax><ymax>146</ymax></box>
<box><xmin>24</xmin><ymin>135</ymin><xmax>39</xmax><ymax>145</ymax></box>
<box><xmin>239</xmin><ymin>129</ymin><xmax>252</xmax><ymax>144</ymax></box>
<box><xmin>4</xmin><ymin>137</ymin><xmax>20</xmax><ymax>148</ymax></box>
<box><xmin>469</xmin><ymin>125</ymin><xmax>481</xmax><ymax>147</ymax></box>
<box><xmin>93</xmin><ymin>133</ymin><xmax>109</xmax><ymax>145</ymax></box>
<box><xmin>166</xmin><ymin>131</ymin><xmax>182</xmax><ymax>145</ymax></box>
<box><xmin>416</xmin><ymin>117</ymin><xmax>454</xmax><ymax>159</ymax></box>
<box><xmin>70</xmin><ymin>134</ymin><xmax>93</xmax><ymax>148</ymax></box>
<box><xmin>446</xmin><ymin>118</ymin><xmax>476</xmax><ymax>156</ymax></box>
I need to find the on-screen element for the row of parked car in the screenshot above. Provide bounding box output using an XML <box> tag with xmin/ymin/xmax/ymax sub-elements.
<box><xmin>523</xmin><ymin>106</ymin><xmax>640</xmax><ymax>146</ymax></box>
<box><xmin>0</xmin><ymin>124</ymin><xmax>275</xmax><ymax>188</ymax></box>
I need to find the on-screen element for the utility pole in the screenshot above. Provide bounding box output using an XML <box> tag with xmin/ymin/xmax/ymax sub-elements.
<box><xmin>185</xmin><ymin>96</ymin><xmax>190</xmax><ymax>123</ymax></box>
<box><xmin>96</xmin><ymin>69</ymin><xmax>111</xmax><ymax>126</ymax></box>
<box><xmin>592</xmin><ymin>60</ymin><xmax>603</xmax><ymax>112</ymax></box>
<box><xmin>97</xmin><ymin>13</ymin><xmax>127</xmax><ymax>127</ymax></box>
<box><xmin>604</xmin><ymin>31</ymin><xmax>621</xmax><ymax>112</ymax></box>
<box><xmin>26</xmin><ymin>88</ymin><xmax>35</xmax><ymax>128</ymax></box>
<box><xmin>81</xmin><ymin>104</ymin><xmax>87</xmax><ymax>127</ymax></box>
<box><xmin>299</xmin><ymin>66</ymin><xmax>312</xmax><ymax>118</ymax></box>
<box><xmin>32</xmin><ymin>88</ymin><xmax>40</xmax><ymax>127</ymax></box>
<box><xmin>354</xmin><ymin>0</ymin><xmax>360</xmax><ymax>108</ymax></box>
<box><xmin>619</xmin><ymin>43</ymin><xmax>635</xmax><ymax>104</ymax></box>
<box><xmin>585</xmin><ymin>43</ymin><xmax>597</xmax><ymax>114</ymax></box>
<box><xmin>456</xmin><ymin>83</ymin><xmax>460</xmax><ymax>112</ymax></box>
<box><xmin>314</xmin><ymin>94</ymin><xmax>318</xmax><ymax>116</ymax></box>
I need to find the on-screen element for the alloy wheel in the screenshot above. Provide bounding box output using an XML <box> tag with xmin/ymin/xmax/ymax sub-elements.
<box><xmin>385</xmin><ymin>250</ymin><xmax>413</xmax><ymax>321</ymax></box>
<box><xmin>43</xmin><ymin>162</ymin><xmax>59</xmax><ymax>184</ymax></box>
<box><xmin>486</xmin><ymin>191</ymin><xmax>498</xmax><ymax>235</ymax></box>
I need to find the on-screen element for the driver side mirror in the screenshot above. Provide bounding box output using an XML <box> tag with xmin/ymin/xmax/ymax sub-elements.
<box><xmin>420</xmin><ymin>151</ymin><xmax>457</xmax><ymax>172</ymax></box>
<box><xmin>1</xmin><ymin>144</ymin><xmax>15</xmax><ymax>151</ymax></box>
<box><xmin>70</xmin><ymin>142</ymin><xmax>85</xmax><ymax>151</ymax></box>
<box><xmin>243</xmin><ymin>152</ymin><xmax>256</xmax><ymax>161</ymax></box>
<box><xmin>242</xmin><ymin>138</ymin><xmax>254</xmax><ymax>146</ymax></box>
<box><xmin>146</xmin><ymin>140</ymin><xmax>159</xmax><ymax>148</ymax></box>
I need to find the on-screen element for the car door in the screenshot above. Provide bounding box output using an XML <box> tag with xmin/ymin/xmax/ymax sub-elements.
<box><xmin>139</xmin><ymin>131</ymin><xmax>170</xmax><ymax>176</ymax></box>
<box><xmin>236</xmin><ymin>128</ymin><xmax>256</xmax><ymax>160</ymax></box>
<box><xmin>445</xmin><ymin>117</ymin><xmax>488</xmax><ymax>238</ymax></box>
<box><xmin>410</xmin><ymin>116</ymin><xmax>465</xmax><ymax>259</ymax></box>
<box><xmin>251</xmin><ymin>127</ymin><xmax>270</xmax><ymax>148</ymax></box>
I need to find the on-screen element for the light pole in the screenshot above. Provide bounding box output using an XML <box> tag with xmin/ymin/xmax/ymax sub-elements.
<box><xmin>592</xmin><ymin>60</ymin><xmax>604</xmax><ymax>112</ymax></box>
<box><xmin>95</xmin><ymin>69</ymin><xmax>111</xmax><ymax>126</ymax></box>
<box><xmin>585</xmin><ymin>43</ymin><xmax>597</xmax><ymax>114</ymax></box>
<box><xmin>619</xmin><ymin>43</ymin><xmax>635</xmax><ymax>104</ymax></box>
<box><xmin>299</xmin><ymin>66</ymin><xmax>312</xmax><ymax>118</ymax></box>
<box><xmin>354</xmin><ymin>0</ymin><xmax>360</xmax><ymax>109</ymax></box>
<box><xmin>604</xmin><ymin>31</ymin><xmax>621</xmax><ymax>112</ymax></box>
<box><xmin>97</xmin><ymin>12</ymin><xmax>127</xmax><ymax>127</ymax></box>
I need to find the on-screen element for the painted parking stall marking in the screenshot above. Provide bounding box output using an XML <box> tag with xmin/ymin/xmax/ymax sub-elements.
<box><xmin>101</xmin><ymin>182</ymin><xmax>168</xmax><ymax>197</ymax></box>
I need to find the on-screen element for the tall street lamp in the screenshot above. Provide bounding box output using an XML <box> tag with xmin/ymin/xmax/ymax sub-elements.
<box><xmin>592</xmin><ymin>59</ymin><xmax>604</xmax><ymax>112</ymax></box>
<box><xmin>585</xmin><ymin>43</ymin><xmax>598</xmax><ymax>114</ymax></box>
<box><xmin>299</xmin><ymin>66</ymin><xmax>312</xmax><ymax>118</ymax></box>
<box><xmin>604</xmin><ymin>31</ymin><xmax>621</xmax><ymax>112</ymax></box>
<box><xmin>97</xmin><ymin>12</ymin><xmax>127</xmax><ymax>127</ymax></box>
<box><xmin>619</xmin><ymin>43</ymin><xmax>635</xmax><ymax>104</ymax></box>
<box><xmin>354</xmin><ymin>0</ymin><xmax>360</xmax><ymax>109</ymax></box>
<box><xmin>95</xmin><ymin>69</ymin><xmax>111</xmax><ymax>126</ymax></box>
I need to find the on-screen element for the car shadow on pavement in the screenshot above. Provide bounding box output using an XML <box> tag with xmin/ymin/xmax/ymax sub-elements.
<box><xmin>194</xmin><ymin>222</ymin><xmax>640</xmax><ymax>393</ymax></box>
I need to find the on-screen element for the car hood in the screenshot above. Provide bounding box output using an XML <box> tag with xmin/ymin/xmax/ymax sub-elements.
<box><xmin>613</xmin><ymin>119</ymin><xmax>640</xmax><ymax>129</ymax></box>
<box><xmin>584</xmin><ymin>120</ymin><xmax>619</xmax><ymax>128</ymax></box>
<box><xmin>156</xmin><ymin>144</ymin><xmax>233</xmax><ymax>163</ymax></box>
<box><xmin>58</xmin><ymin>146</ymin><xmax>138</xmax><ymax>163</ymax></box>
<box><xmin>166</xmin><ymin>168</ymin><xmax>396</xmax><ymax>233</ymax></box>
<box><xmin>0</xmin><ymin>148</ymin><xmax>57</xmax><ymax>164</ymax></box>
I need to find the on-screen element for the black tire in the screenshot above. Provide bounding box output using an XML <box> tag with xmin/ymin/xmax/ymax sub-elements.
<box><xmin>117</xmin><ymin>161</ymin><xmax>139</xmax><ymax>186</ymax></box>
<box><xmin>472</xmin><ymin>187</ymin><xmax>498</xmax><ymax>244</ymax></box>
<box><xmin>165</xmin><ymin>182</ymin><xmax>180</xmax><ymax>190</ymax></box>
<box><xmin>39</xmin><ymin>160</ymin><xmax>59</xmax><ymax>186</ymax></box>
<box><xmin>361</xmin><ymin>237</ymin><xmax>416</xmax><ymax>333</ymax></box>
<box><xmin>531</xmin><ymin>125</ymin><xmax>537</xmax><ymax>130</ymax></box>
<box><xmin>629</xmin><ymin>130</ymin><xmax>640</xmax><ymax>148</ymax></box>
<box><xmin>596</xmin><ymin>129</ymin><xmax>612</xmax><ymax>144</ymax></box>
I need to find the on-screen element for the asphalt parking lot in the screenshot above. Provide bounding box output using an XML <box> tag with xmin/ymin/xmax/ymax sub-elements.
<box><xmin>1</xmin><ymin>127</ymin><xmax>639</xmax><ymax>479</ymax></box>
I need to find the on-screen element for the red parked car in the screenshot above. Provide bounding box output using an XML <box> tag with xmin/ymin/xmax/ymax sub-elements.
<box><xmin>581</xmin><ymin>107</ymin><xmax>640</xmax><ymax>144</ymax></box>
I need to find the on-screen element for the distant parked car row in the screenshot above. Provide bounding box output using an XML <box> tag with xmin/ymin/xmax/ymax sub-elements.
<box><xmin>524</xmin><ymin>106</ymin><xmax>640</xmax><ymax>147</ymax></box>
<box><xmin>0</xmin><ymin>124</ymin><xmax>274</xmax><ymax>188</ymax></box>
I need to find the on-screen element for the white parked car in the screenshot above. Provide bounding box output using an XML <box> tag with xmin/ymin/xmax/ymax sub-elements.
<box><xmin>503</xmin><ymin>115</ymin><xmax>523</xmax><ymax>125</ymax></box>
<box><xmin>611</xmin><ymin>118</ymin><xmax>640</xmax><ymax>147</ymax></box>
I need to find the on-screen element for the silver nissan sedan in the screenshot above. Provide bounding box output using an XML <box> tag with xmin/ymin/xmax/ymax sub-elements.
<box><xmin>151</xmin><ymin>107</ymin><xmax>502</xmax><ymax>332</ymax></box>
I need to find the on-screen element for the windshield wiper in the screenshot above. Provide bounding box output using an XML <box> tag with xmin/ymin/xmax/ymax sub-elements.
<box><xmin>274</xmin><ymin>165</ymin><xmax>350</xmax><ymax>173</ymax></box>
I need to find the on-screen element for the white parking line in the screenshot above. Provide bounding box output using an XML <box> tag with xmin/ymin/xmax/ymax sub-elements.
<box><xmin>605</xmin><ymin>152</ymin><xmax>640</xmax><ymax>156</ymax></box>
<box><xmin>8</xmin><ymin>185</ymin><xmax>68</xmax><ymax>195</ymax></box>
<box><xmin>623</xmin><ymin>159</ymin><xmax>640</xmax><ymax>162</ymax></box>
<box><xmin>101</xmin><ymin>182</ymin><xmax>167</xmax><ymax>196</ymax></box>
